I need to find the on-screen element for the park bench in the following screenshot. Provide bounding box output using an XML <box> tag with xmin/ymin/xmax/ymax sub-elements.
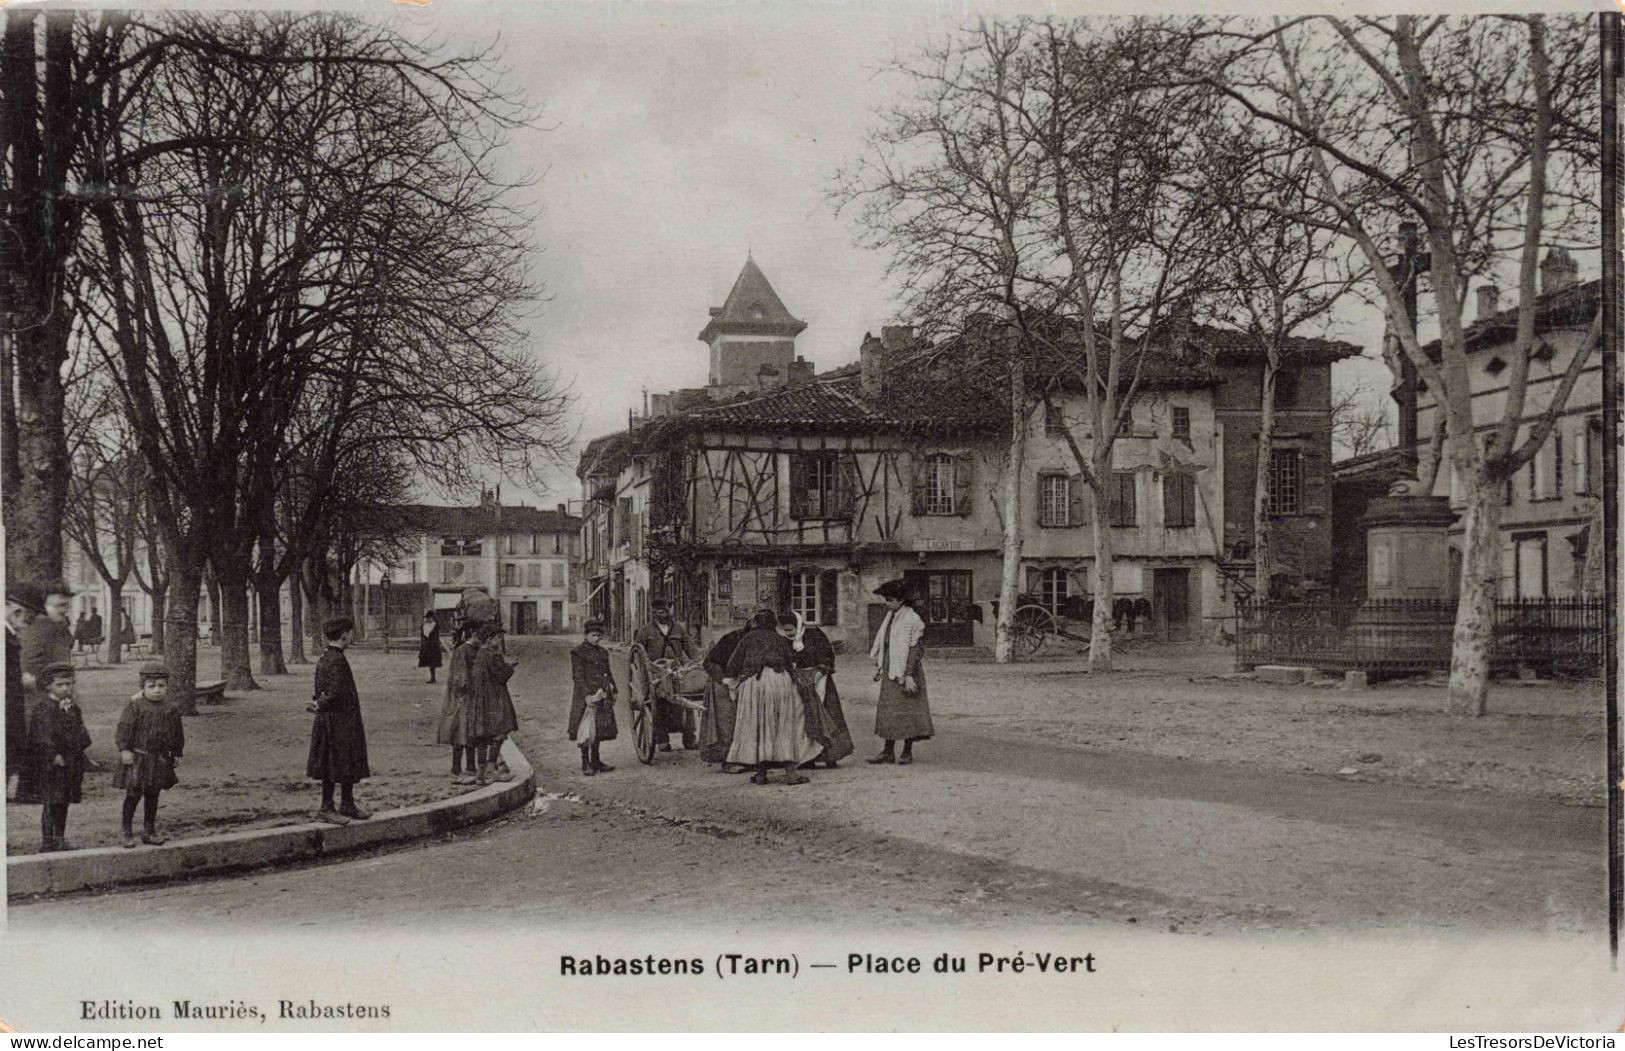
<box><xmin>193</xmin><ymin>679</ymin><xmax>228</xmax><ymax>705</ymax></box>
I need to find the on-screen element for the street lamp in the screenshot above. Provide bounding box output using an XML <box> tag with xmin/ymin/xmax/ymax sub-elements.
<box><xmin>380</xmin><ymin>573</ymin><xmax>392</xmax><ymax>653</ymax></box>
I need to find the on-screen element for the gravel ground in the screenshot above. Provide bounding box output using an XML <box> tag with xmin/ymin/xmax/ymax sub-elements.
<box><xmin>4</xmin><ymin>648</ymin><xmax>466</xmax><ymax>856</ymax></box>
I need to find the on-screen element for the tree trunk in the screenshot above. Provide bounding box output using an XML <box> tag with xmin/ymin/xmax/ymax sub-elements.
<box><xmin>215</xmin><ymin>563</ymin><xmax>260</xmax><ymax>691</ymax></box>
<box><xmin>994</xmin><ymin>353</ymin><xmax>1028</xmax><ymax>664</ymax></box>
<box><xmin>1448</xmin><ymin>459</ymin><xmax>1502</xmax><ymax>716</ymax></box>
<box><xmin>1254</xmin><ymin>357</ymin><xmax>1277</xmax><ymax>595</ymax></box>
<box><xmin>168</xmin><ymin>560</ymin><xmax>203</xmax><ymax>716</ymax></box>
<box><xmin>204</xmin><ymin>565</ymin><xmax>222</xmax><ymax>641</ymax></box>
<box><xmin>288</xmin><ymin>573</ymin><xmax>308</xmax><ymax>664</ymax></box>
<box><xmin>105</xmin><ymin>582</ymin><xmax>124</xmax><ymax>664</ymax></box>
<box><xmin>149</xmin><ymin>584</ymin><xmax>167</xmax><ymax>656</ymax></box>
<box><xmin>1088</xmin><ymin>473</ymin><xmax>1114</xmax><ymax>672</ymax></box>
<box><xmin>256</xmin><ymin>566</ymin><xmax>288</xmax><ymax>674</ymax></box>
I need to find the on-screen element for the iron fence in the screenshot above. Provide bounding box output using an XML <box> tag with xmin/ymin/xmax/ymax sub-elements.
<box><xmin>1234</xmin><ymin>596</ymin><xmax>1604</xmax><ymax>678</ymax></box>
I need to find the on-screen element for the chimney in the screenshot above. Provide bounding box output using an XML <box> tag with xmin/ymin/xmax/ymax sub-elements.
<box><xmin>1540</xmin><ymin>247</ymin><xmax>1578</xmax><ymax>296</ymax></box>
<box><xmin>860</xmin><ymin>332</ymin><xmax>886</xmax><ymax>401</ymax></box>
<box><xmin>556</xmin><ymin>503</ymin><xmax>567</xmax><ymax>516</ymax></box>
<box><xmin>880</xmin><ymin>325</ymin><xmax>914</xmax><ymax>355</ymax></box>
<box><xmin>1476</xmin><ymin>283</ymin><xmax>1500</xmax><ymax>320</ymax></box>
<box><xmin>788</xmin><ymin>356</ymin><xmax>814</xmax><ymax>386</ymax></box>
<box><xmin>1168</xmin><ymin>295</ymin><xmax>1193</xmax><ymax>358</ymax></box>
<box><xmin>756</xmin><ymin>363</ymin><xmax>781</xmax><ymax>390</ymax></box>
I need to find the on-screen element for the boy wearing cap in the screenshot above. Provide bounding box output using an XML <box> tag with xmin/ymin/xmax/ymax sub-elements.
<box><xmin>307</xmin><ymin>617</ymin><xmax>371</xmax><ymax>824</ymax></box>
<box><xmin>568</xmin><ymin>620</ymin><xmax>618</xmax><ymax>776</ymax></box>
<box><xmin>30</xmin><ymin>662</ymin><xmax>90</xmax><ymax>852</ymax></box>
<box><xmin>115</xmin><ymin>662</ymin><xmax>185</xmax><ymax>847</ymax></box>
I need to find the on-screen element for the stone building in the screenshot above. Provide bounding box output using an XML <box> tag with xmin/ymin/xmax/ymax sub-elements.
<box><xmin>578</xmin><ymin>259</ymin><xmax>1360</xmax><ymax>649</ymax></box>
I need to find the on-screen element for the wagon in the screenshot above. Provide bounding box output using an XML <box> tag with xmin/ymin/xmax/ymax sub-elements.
<box><xmin>1007</xmin><ymin>594</ymin><xmax>1145</xmax><ymax>659</ymax></box>
<box><xmin>624</xmin><ymin>643</ymin><xmax>709</xmax><ymax>764</ymax></box>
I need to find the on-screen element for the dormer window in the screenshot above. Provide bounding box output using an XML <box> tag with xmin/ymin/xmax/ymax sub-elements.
<box><xmin>1532</xmin><ymin>341</ymin><xmax>1555</xmax><ymax>363</ymax></box>
<box><xmin>750</xmin><ymin>303</ymin><xmax>766</xmax><ymax>320</ymax></box>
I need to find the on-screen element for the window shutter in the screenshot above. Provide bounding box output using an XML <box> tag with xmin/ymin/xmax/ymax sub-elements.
<box><xmin>1574</xmin><ymin>422</ymin><xmax>1590</xmax><ymax>495</ymax></box>
<box><xmin>910</xmin><ymin>455</ymin><xmax>928</xmax><ymax>516</ymax></box>
<box><xmin>776</xmin><ymin>569</ymin><xmax>791</xmax><ymax>613</ymax></box>
<box><xmin>835</xmin><ymin>457</ymin><xmax>855</xmax><ymax>517</ymax></box>
<box><xmin>789</xmin><ymin>456</ymin><xmax>808</xmax><ymax>520</ymax></box>
<box><xmin>1024</xmin><ymin>565</ymin><xmax>1039</xmax><ymax>598</ymax></box>
<box><xmin>1068</xmin><ymin>474</ymin><xmax>1086</xmax><ymax>527</ymax></box>
<box><xmin>953</xmin><ymin>452</ymin><xmax>973</xmax><ymax>516</ymax></box>
<box><xmin>819</xmin><ymin>569</ymin><xmax>839</xmax><ymax>626</ymax></box>
<box><xmin>1162</xmin><ymin>473</ymin><xmax>1177</xmax><ymax>527</ymax></box>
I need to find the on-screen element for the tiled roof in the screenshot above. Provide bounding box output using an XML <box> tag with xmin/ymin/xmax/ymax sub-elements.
<box><xmin>1181</xmin><ymin>323</ymin><xmax>1363</xmax><ymax>366</ymax></box>
<box><xmin>398</xmin><ymin>503</ymin><xmax>580</xmax><ymax>537</ymax></box>
<box><xmin>1423</xmin><ymin>278</ymin><xmax>1599</xmax><ymax>358</ymax></box>
<box><xmin>697</xmin><ymin>257</ymin><xmax>807</xmax><ymax>343</ymax></box>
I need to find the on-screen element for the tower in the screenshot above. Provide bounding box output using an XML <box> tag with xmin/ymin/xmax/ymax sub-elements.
<box><xmin>698</xmin><ymin>256</ymin><xmax>807</xmax><ymax>393</ymax></box>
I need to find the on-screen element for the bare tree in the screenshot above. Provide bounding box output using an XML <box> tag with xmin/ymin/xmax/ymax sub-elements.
<box><xmin>61</xmin><ymin>379</ymin><xmax>143</xmax><ymax>663</ymax></box>
<box><xmin>1192</xmin><ymin>15</ymin><xmax>1598</xmax><ymax>714</ymax></box>
<box><xmin>1330</xmin><ymin>379</ymin><xmax>1396</xmax><ymax>459</ymax></box>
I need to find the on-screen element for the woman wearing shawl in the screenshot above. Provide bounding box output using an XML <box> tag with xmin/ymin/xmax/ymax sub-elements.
<box><xmin>724</xmin><ymin>610</ymin><xmax>822</xmax><ymax>785</ymax></box>
<box><xmin>782</xmin><ymin>611</ymin><xmax>853</xmax><ymax>768</ymax></box>
<box><xmin>867</xmin><ymin>578</ymin><xmax>933</xmax><ymax>765</ymax></box>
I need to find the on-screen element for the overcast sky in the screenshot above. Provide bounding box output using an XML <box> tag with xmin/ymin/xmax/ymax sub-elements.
<box><xmin>400</xmin><ymin>1</ymin><xmax>1573</xmax><ymax>510</ymax></box>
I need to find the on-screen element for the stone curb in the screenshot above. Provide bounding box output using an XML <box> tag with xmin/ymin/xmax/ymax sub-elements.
<box><xmin>6</xmin><ymin>739</ymin><xmax>535</xmax><ymax>900</ymax></box>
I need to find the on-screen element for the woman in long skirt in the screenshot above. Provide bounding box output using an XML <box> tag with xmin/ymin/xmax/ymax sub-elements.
<box><xmin>724</xmin><ymin>611</ymin><xmax>821</xmax><ymax>785</ymax></box>
<box><xmin>700</xmin><ymin>614</ymin><xmax>754</xmax><ymax>772</ymax></box>
<box><xmin>418</xmin><ymin>611</ymin><xmax>444</xmax><ymax>683</ymax></box>
<box><xmin>867</xmin><ymin>579</ymin><xmax>933</xmax><ymax>766</ymax></box>
<box><xmin>783</xmin><ymin>612</ymin><xmax>853</xmax><ymax>768</ymax></box>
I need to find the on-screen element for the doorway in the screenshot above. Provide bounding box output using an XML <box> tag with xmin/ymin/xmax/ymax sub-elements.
<box><xmin>1152</xmin><ymin>568</ymin><xmax>1192</xmax><ymax>642</ymax></box>
<box><xmin>903</xmin><ymin>569</ymin><xmax>974</xmax><ymax>647</ymax></box>
<box><xmin>512</xmin><ymin>602</ymin><xmax>538</xmax><ymax>636</ymax></box>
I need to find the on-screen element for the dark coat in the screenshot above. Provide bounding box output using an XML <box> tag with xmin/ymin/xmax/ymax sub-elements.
<box><xmin>789</xmin><ymin>626</ymin><xmax>853</xmax><ymax>762</ymax></box>
<box><xmin>20</xmin><ymin>618</ymin><xmax>73</xmax><ymax>690</ymax></box>
<box><xmin>6</xmin><ymin>627</ymin><xmax>26</xmax><ymax>771</ymax></box>
<box><xmin>114</xmin><ymin>695</ymin><xmax>185</xmax><ymax>792</ymax></box>
<box><xmin>435</xmin><ymin>640</ymin><xmax>479</xmax><ymax>746</ymax></box>
<box><xmin>632</xmin><ymin>621</ymin><xmax>696</xmax><ymax>664</ymax></box>
<box><xmin>703</xmin><ymin>627</ymin><xmax>749</xmax><ymax>682</ymax></box>
<box><xmin>306</xmin><ymin>646</ymin><xmax>370</xmax><ymax>782</ymax></box>
<box><xmin>568</xmin><ymin>641</ymin><xmax>618</xmax><ymax>742</ymax></box>
<box><xmin>417</xmin><ymin>621</ymin><xmax>443</xmax><ymax>669</ymax></box>
<box><xmin>699</xmin><ymin>627</ymin><xmax>749</xmax><ymax>763</ymax></box>
<box><xmin>725</xmin><ymin>629</ymin><xmax>792</xmax><ymax>680</ymax></box>
<box><xmin>469</xmin><ymin>645</ymin><xmax>519</xmax><ymax>740</ymax></box>
<box><xmin>31</xmin><ymin>699</ymin><xmax>91</xmax><ymax>805</ymax></box>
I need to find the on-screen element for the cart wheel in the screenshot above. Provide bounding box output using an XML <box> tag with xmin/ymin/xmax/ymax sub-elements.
<box><xmin>1010</xmin><ymin>605</ymin><xmax>1054</xmax><ymax>658</ymax></box>
<box><xmin>628</xmin><ymin>644</ymin><xmax>656</xmax><ymax>764</ymax></box>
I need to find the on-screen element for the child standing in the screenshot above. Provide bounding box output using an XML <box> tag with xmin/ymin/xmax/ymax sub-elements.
<box><xmin>436</xmin><ymin>630</ymin><xmax>480</xmax><ymax>784</ymax></box>
<box><xmin>307</xmin><ymin>617</ymin><xmax>371</xmax><ymax>824</ymax></box>
<box><xmin>567</xmin><ymin>620</ymin><xmax>617</xmax><ymax>776</ymax></box>
<box><xmin>115</xmin><ymin>661</ymin><xmax>185</xmax><ymax>847</ymax></box>
<box><xmin>469</xmin><ymin>625</ymin><xmax>519</xmax><ymax>785</ymax></box>
<box><xmin>30</xmin><ymin>661</ymin><xmax>90</xmax><ymax>852</ymax></box>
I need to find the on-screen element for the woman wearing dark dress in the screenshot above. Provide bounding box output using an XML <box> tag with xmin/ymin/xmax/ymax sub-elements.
<box><xmin>699</xmin><ymin>614</ymin><xmax>754</xmax><ymax>772</ymax></box>
<box><xmin>469</xmin><ymin>625</ymin><xmax>519</xmax><ymax>784</ymax></box>
<box><xmin>307</xmin><ymin>617</ymin><xmax>371</xmax><ymax>824</ymax></box>
<box><xmin>418</xmin><ymin>611</ymin><xmax>444</xmax><ymax>683</ymax></box>
<box><xmin>783</xmin><ymin>612</ymin><xmax>854</xmax><ymax>768</ymax></box>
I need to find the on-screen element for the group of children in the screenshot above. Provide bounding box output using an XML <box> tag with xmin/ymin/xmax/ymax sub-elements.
<box><xmin>27</xmin><ymin>659</ymin><xmax>185</xmax><ymax>852</ymax></box>
<box><xmin>435</xmin><ymin>620</ymin><xmax>520</xmax><ymax>785</ymax></box>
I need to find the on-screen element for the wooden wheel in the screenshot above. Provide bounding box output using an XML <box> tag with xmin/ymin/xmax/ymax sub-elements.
<box><xmin>627</xmin><ymin>644</ymin><xmax>656</xmax><ymax>764</ymax></box>
<box><xmin>1010</xmin><ymin>605</ymin><xmax>1054</xmax><ymax>658</ymax></box>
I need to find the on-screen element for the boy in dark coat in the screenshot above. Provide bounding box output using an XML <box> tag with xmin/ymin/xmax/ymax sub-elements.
<box><xmin>307</xmin><ymin>617</ymin><xmax>371</xmax><ymax>824</ymax></box>
<box><xmin>31</xmin><ymin>662</ymin><xmax>90</xmax><ymax>852</ymax></box>
<box><xmin>115</xmin><ymin>662</ymin><xmax>185</xmax><ymax>847</ymax></box>
<box><xmin>568</xmin><ymin>620</ymin><xmax>617</xmax><ymax>776</ymax></box>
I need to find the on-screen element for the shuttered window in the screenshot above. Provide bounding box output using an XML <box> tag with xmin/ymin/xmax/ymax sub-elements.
<box><xmin>1110</xmin><ymin>472</ymin><xmax>1137</xmax><ymax>526</ymax></box>
<box><xmin>790</xmin><ymin>454</ymin><xmax>853</xmax><ymax>520</ymax></box>
<box><xmin>1038</xmin><ymin>474</ymin><xmax>1071</xmax><ymax>527</ymax></box>
<box><xmin>1163</xmin><ymin>474</ymin><xmax>1196</xmax><ymax>528</ymax></box>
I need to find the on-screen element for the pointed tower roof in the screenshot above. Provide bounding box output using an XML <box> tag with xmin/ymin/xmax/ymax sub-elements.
<box><xmin>698</xmin><ymin>256</ymin><xmax>807</xmax><ymax>343</ymax></box>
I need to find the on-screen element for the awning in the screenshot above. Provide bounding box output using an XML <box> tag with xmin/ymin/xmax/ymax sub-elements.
<box><xmin>431</xmin><ymin>592</ymin><xmax>462</xmax><ymax>610</ymax></box>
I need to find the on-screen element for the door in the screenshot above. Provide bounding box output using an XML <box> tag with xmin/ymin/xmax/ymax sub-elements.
<box><xmin>512</xmin><ymin>602</ymin><xmax>538</xmax><ymax>635</ymax></box>
<box><xmin>1152</xmin><ymin>568</ymin><xmax>1191</xmax><ymax>642</ymax></box>
<box><xmin>550</xmin><ymin>601</ymin><xmax>564</xmax><ymax>633</ymax></box>
<box><xmin>903</xmin><ymin>570</ymin><xmax>974</xmax><ymax>647</ymax></box>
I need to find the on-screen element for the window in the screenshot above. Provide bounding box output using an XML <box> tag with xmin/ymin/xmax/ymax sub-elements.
<box><xmin>441</xmin><ymin>537</ymin><xmax>481</xmax><ymax>556</ymax></box>
<box><xmin>1268</xmin><ymin>448</ymin><xmax>1301</xmax><ymax>515</ymax></box>
<box><xmin>526</xmin><ymin>563</ymin><xmax>542</xmax><ymax>588</ymax></box>
<box><xmin>1514</xmin><ymin>532</ymin><xmax>1547</xmax><ymax>599</ymax></box>
<box><xmin>1038</xmin><ymin>473</ymin><xmax>1072</xmax><ymax>527</ymax></box>
<box><xmin>551</xmin><ymin>563</ymin><xmax>564</xmax><ymax>588</ymax></box>
<box><xmin>1044</xmin><ymin>401</ymin><xmax>1067</xmax><ymax>438</ymax></box>
<box><xmin>553</xmin><ymin>533</ymin><xmax>563</xmax><ymax>554</ymax></box>
<box><xmin>1529</xmin><ymin>431</ymin><xmax>1561</xmax><ymax>501</ymax></box>
<box><xmin>1163</xmin><ymin>473</ymin><xmax>1196</xmax><ymax>528</ymax></box>
<box><xmin>789</xmin><ymin>569</ymin><xmax>840</xmax><ymax>626</ymax></box>
<box><xmin>1170</xmin><ymin>406</ymin><xmax>1191</xmax><ymax>443</ymax></box>
<box><xmin>1273</xmin><ymin>370</ymin><xmax>1300</xmax><ymax>410</ymax></box>
<box><xmin>1110</xmin><ymin>471</ymin><xmax>1137</xmax><ymax>526</ymax></box>
<box><xmin>502</xmin><ymin>563</ymin><xmax>518</xmax><ymax>587</ymax></box>
<box><xmin>505</xmin><ymin>534</ymin><xmax>516</xmax><ymax>554</ymax></box>
<box><xmin>1038</xmin><ymin>567</ymin><xmax>1069</xmax><ymax>617</ymax></box>
<box><xmin>530</xmin><ymin>534</ymin><xmax>541</xmax><ymax>555</ymax></box>
<box><xmin>924</xmin><ymin>454</ymin><xmax>956</xmax><ymax>515</ymax></box>
<box><xmin>790</xmin><ymin>453</ymin><xmax>851</xmax><ymax>520</ymax></box>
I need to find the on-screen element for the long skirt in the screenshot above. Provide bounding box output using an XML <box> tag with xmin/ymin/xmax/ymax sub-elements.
<box><xmin>726</xmin><ymin>669</ymin><xmax>823</xmax><ymax>767</ymax></box>
<box><xmin>794</xmin><ymin>671</ymin><xmax>854</xmax><ymax>764</ymax></box>
<box><xmin>874</xmin><ymin>664</ymin><xmax>933</xmax><ymax>742</ymax></box>
<box><xmin>699</xmin><ymin>680</ymin><xmax>737</xmax><ymax>764</ymax></box>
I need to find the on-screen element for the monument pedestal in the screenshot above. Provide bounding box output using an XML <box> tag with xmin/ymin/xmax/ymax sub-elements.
<box><xmin>1352</xmin><ymin>494</ymin><xmax>1459</xmax><ymax>676</ymax></box>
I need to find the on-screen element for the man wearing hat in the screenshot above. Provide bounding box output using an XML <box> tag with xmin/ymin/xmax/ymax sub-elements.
<box><xmin>307</xmin><ymin>616</ymin><xmax>371</xmax><ymax>824</ymax></box>
<box><xmin>6</xmin><ymin>583</ymin><xmax>44</xmax><ymax>801</ymax></box>
<box><xmin>631</xmin><ymin>597</ymin><xmax>699</xmax><ymax>752</ymax></box>
<box><xmin>20</xmin><ymin>581</ymin><xmax>75</xmax><ymax>711</ymax></box>
<box><xmin>867</xmin><ymin>578</ymin><xmax>934</xmax><ymax>765</ymax></box>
